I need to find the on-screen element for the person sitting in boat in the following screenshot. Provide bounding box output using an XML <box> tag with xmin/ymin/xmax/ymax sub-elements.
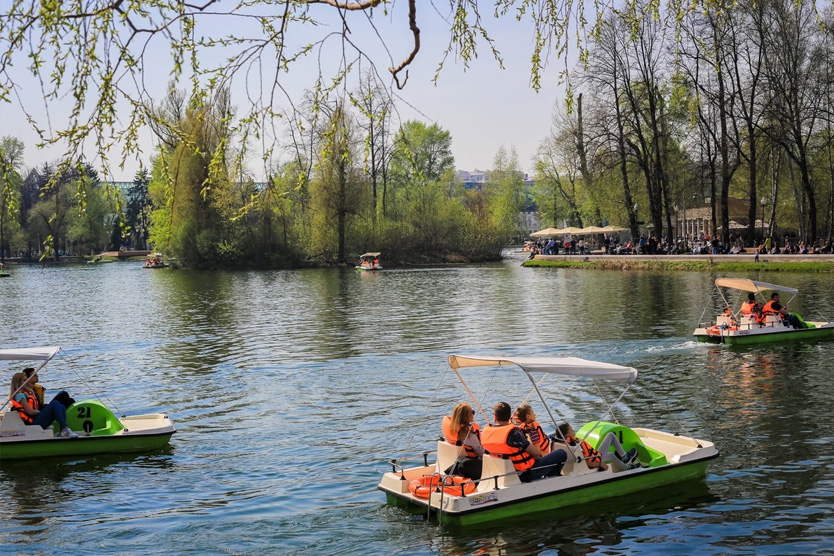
<box><xmin>513</xmin><ymin>404</ymin><xmax>550</xmax><ymax>456</ymax></box>
<box><xmin>481</xmin><ymin>402</ymin><xmax>567</xmax><ymax>482</ymax></box>
<box><xmin>441</xmin><ymin>403</ymin><xmax>484</xmax><ymax>480</ymax></box>
<box><xmin>721</xmin><ymin>306</ymin><xmax>738</xmax><ymax>327</ymax></box>
<box><xmin>23</xmin><ymin>367</ymin><xmax>75</xmax><ymax>409</ymax></box>
<box><xmin>8</xmin><ymin>372</ymin><xmax>78</xmax><ymax>438</ymax></box>
<box><xmin>762</xmin><ymin>292</ymin><xmax>805</xmax><ymax>329</ymax></box>
<box><xmin>740</xmin><ymin>293</ymin><xmax>764</xmax><ymax>324</ymax></box>
<box><xmin>553</xmin><ymin>423</ymin><xmax>639</xmax><ymax>472</ymax></box>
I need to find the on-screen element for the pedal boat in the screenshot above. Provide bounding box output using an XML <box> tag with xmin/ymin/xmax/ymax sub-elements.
<box><xmin>378</xmin><ymin>355</ymin><xmax>718</xmax><ymax>526</ymax></box>
<box><xmin>356</xmin><ymin>252</ymin><xmax>382</xmax><ymax>271</ymax></box>
<box><xmin>693</xmin><ymin>278</ymin><xmax>834</xmax><ymax>346</ymax></box>
<box><xmin>143</xmin><ymin>253</ymin><xmax>169</xmax><ymax>269</ymax></box>
<box><xmin>0</xmin><ymin>347</ymin><xmax>176</xmax><ymax>461</ymax></box>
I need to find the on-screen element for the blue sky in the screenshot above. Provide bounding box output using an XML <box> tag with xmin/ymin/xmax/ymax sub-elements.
<box><xmin>1</xmin><ymin>3</ymin><xmax>574</xmax><ymax>179</ymax></box>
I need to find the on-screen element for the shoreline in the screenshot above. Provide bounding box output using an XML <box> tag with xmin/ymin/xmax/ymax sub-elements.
<box><xmin>521</xmin><ymin>253</ymin><xmax>834</xmax><ymax>272</ymax></box>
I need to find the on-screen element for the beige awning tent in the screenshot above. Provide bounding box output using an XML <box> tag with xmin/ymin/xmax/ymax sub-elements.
<box><xmin>530</xmin><ymin>228</ymin><xmax>563</xmax><ymax>238</ymax></box>
<box><xmin>532</xmin><ymin>225</ymin><xmax>629</xmax><ymax>237</ymax></box>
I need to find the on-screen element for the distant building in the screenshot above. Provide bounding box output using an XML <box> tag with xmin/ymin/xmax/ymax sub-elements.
<box><xmin>677</xmin><ymin>198</ymin><xmax>763</xmax><ymax>240</ymax></box>
<box><xmin>456</xmin><ymin>169</ymin><xmax>490</xmax><ymax>190</ymax></box>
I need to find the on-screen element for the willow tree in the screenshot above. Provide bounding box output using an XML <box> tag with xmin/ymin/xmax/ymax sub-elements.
<box><xmin>309</xmin><ymin>103</ymin><xmax>365</xmax><ymax>264</ymax></box>
<box><xmin>0</xmin><ymin>137</ymin><xmax>24</xmax><ymax>262</ymax></box>
<box><xmin>147</xmin><ymin>88</ymin><xmax>238</xmax><ymax>267</ymax></box>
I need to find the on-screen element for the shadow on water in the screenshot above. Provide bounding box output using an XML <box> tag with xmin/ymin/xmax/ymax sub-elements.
<box><xmin>0</xmin><ymin>447</ymin><xmax>175</xmax><ymax>530</ymax></box>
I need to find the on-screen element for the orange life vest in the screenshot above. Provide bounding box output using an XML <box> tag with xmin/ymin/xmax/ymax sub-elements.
<box><xmin>762</xmin><ymin>301</ymin><xmax>785</xmax><ymax>321</ymax></box>
<box><xmin>741</xmin><ymin>301</ymin><xmax>764</xmax><ymax>324</ymax></box>
<box><xmin>565</xmin><ymin>435</ymin><xmax>601</xmax><ymax>463</ymax></box>
<box><xmin>441</xmin><ymin>416</ymin><xmax>481</xmax><ymax>459</ymax></box>
<box><xmin>10</xmin><ymin>391</ymin><xmax>38</xmax><ymax>425</ymax></box>
<box><xmin>522</xmin><ymin>421</ymin><xmax>550</xmax><ymax>455</ymax></box>
<box><xmin>481</xmin><ymin>424</ymin><xmax>535</xmax><ymax>472</ymax></box>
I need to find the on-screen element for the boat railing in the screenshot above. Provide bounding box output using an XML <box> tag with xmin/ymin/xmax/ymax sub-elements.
<box><xmin>387</xmin><ymin>450</ymin><xmax>436</xmax><ymax>476</ymax></box>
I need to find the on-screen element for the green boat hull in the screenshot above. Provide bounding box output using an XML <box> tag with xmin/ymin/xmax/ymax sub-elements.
<box><xmin>0</xmin><ymin>432</ymin><xmax>174</xmax><ymax>460</ymax></box>
<box><xmin>385</xmin><ymin>458</ymin><xmax>712</xmax><ymax>527</ymax></box>
<box><xmin>695</xmin><ymin>326</ymin><xmax>834</xmax><ymax>345</ymax></box>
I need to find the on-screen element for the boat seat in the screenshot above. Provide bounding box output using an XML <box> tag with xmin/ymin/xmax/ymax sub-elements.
<box><xmin>0</xmin><ymin>411</ymin><xmax>26</xmax><ymax>431</ymax></box>
<box><xmin>716</xmin><ymin>316</ymin><xmax>734</xmax><ymax>326</ymax></box>
<box><xmin>561</xmin><ymin>454</ymin><xmax>595</xmax><ymax>477</ymax></box>
<box><xmin>764</xmin><ymin>314</ymin><xmax>783</xmax><ymax>326</ymax></box>
<box><xmin>435</xmin><ymin>440</ymin><xmax>466</xmax><ymax>474</ymax></box>
<box><xmin>478</xmin><ymin>454</ymin><xmax>521</xmax><ymax>490</ymax></box>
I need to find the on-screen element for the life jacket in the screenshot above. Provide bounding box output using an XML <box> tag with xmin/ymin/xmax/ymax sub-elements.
<box><xmin>10</xmin><ymin>391</ymin><xmax>38</xmax><ymax>425</ymax></box>
<box><xmin>565</xmin><ymin>435</ymin><xmax>601</xmax><ymax>463</ymax></box>
<box><xmin>441</xmin><ymin>416</ymin><xmax>481</xmax><ymax>459</ymax></box>
<box><xmin>522</xmin><ymin>421</ymin><xmax>550</xmax><ymax>455</ymax></box>
<box><xmin>740</xmin><ymin>301</ymin><xmax>757</xmax><ymax>315</ymax></box>
<box><xmin>762</xmin><ymin>301</ymin><xmax>786</xmax><ymax>321</ymax></box>
<box><xmin>481</xmin><ymin>424</ymin><xmax>535</xmax><ymax>472</ymax></box>
<box><xmin>740</xmin><ymin>301</ymin><xmax>764</xmax><ymax>323</ymax></box>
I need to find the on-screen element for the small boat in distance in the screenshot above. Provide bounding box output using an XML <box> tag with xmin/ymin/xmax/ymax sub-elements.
<box><xmin>356</xmin><ymin>252</ymin><xmax>382</xmax><ymax>271</ymax></box>
<box><xmin>0</xmin><ymin>262</ymin><xmax>8</xmax><ymax>277</ymax></box>
<box><xmin>143</xmin><ymin>253</ymin><xmax>168</xmax><ymax>269</ymax></box>
<box><xmin>693</xmin><ymin>278</ymin><xmax>834</xmax><ymax>345</ymax></box>
<box><xmin>86</xmin><ymin>255</ymin><xmax>114</xmax><ymax>265</ymax></box>
<box><xmin>378</xmin><ymin>354</ymin><xmax>718</xmax><ymax>526</ymax></box>
<box><xmin>0</xmin><ymin>346</ymin><xmax>176</xmax><ymax>461</ymax></box>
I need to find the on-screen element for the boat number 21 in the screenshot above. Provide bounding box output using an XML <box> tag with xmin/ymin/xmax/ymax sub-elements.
<box><xmin>76</xmin><ymin>406</ymin><xmax>95</xmax><ymax>433</ymax></box>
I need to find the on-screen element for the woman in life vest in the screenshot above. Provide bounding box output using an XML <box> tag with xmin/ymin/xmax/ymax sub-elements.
<box><xmin>441</xmin><ymin>403</ymin><xmax>483</xmax><ymax>479</ymax></box>
<box><xmin>514</xmin><ymin>404</ymin><xmax>550</xmax><ymax>455</ymax></box>
<box><xmin>554</xmin><ymin>423</ymin><xmax>639</xmax><ymax>472</ymax></box>
<box><xmin>8</xmin><ymin>372</ymin><xmax>77</xmax><ymax>438</ymax></box>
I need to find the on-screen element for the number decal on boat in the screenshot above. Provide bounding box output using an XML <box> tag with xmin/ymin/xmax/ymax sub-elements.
<box><xmin>77</xmin><ymin>406</ymin><xmax>92</xmax><ymax>418</ymax></box>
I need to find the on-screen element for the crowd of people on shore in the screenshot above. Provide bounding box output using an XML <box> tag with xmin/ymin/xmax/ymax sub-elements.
<box><xmin>528</xmin><ymin>232</ymin><xmax>834</xmax><ymax>257</ymax></box>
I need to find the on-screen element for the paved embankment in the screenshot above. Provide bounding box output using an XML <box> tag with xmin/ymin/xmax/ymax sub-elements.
<box><xmin>520</xmin><ymin>252</ymin><xmax>834</xmax><ymax>271</ymax></box>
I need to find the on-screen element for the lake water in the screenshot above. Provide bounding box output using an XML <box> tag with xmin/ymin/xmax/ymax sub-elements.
<box><xmin>2</xmin><ymin>258</ymin><xmax>834</xmax><ymax>554</ymax></box>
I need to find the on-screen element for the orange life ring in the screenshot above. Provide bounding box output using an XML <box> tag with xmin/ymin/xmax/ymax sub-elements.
<box><xmin>408</xmin><ymin>475</ymin><xmax>475</xmax><ymax>499</ymax></box>
<box><xmin>707</xmin><ymin>325</ymin><xmax>738</xmax><ymax>335</ymax></box>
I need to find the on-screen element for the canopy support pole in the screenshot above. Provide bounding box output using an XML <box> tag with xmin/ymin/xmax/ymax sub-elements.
<box><xmin>452</xmin><ymin>368</ymin><xmax>489</xmax><ymax>425</ymax></box>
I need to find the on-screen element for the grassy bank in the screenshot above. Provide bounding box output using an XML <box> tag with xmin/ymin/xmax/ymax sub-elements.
<box><xmin>523</xmin><ymin>259</ymin><xmax>834</xmax><ymax>272</ymax></box>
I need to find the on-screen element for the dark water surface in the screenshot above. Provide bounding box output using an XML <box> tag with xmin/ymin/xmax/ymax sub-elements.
<box><xmin>2</xmin><ymin>258</ymin><xmax>834</xmax><ymax>555</ymax></box>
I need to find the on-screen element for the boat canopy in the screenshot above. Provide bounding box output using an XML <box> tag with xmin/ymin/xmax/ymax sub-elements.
<box><xmin>0</xmin><ymin>346</ymin><xmax>60</xmax><ymax>362</ymax></box>
<box><xmin>447</xmin><ymin>355</ymin><xmax>638</xmax><ymax>383</ymax></box>
<box><xmin>360</xmin><ymin>252</ymin><xmax>381</xmax><ymax>258</ymax></box>
<box><xmin>715</xmin><ymin>278</ymin><xmax>798</xmax><ymax>294</ymax></box>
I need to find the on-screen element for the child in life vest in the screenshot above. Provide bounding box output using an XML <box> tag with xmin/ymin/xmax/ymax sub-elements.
<box><xmin>514</xmin><ymin>404</ymin><xmax>550</xmax><ymax>456</ymax></box>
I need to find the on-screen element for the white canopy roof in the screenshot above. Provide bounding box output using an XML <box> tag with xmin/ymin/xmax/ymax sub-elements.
<box><xmin>447</xmin><ymin>355</ymin><xmax>638</xmax><ymax>383</ymax></box>
<box><xmin>0</xmin><ymin>346</ymin><xmax>60</xmax><ymax>362</ymax></box>
<box><xmin>715</xmin><ymin>278</ymin><xmax>798</xmax><ymax>294</ymax></box>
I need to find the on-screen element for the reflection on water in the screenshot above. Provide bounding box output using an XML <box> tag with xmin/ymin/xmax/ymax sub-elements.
<box><xmin>2</xmin><ymin>263</ymin><xmax>834</xmax><ymax>553</ymax></box>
